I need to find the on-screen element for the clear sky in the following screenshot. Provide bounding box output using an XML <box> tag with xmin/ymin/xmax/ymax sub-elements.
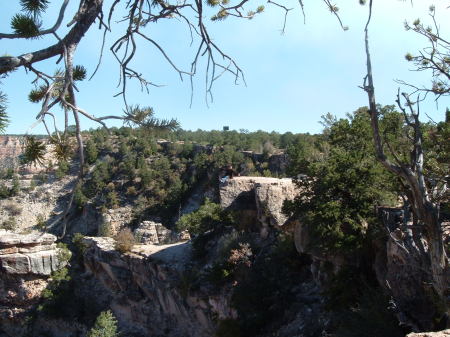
<box><xmin>1</xmin><ymin>0</ymin><xmax>449</xmax><ymax>135</ymax></box>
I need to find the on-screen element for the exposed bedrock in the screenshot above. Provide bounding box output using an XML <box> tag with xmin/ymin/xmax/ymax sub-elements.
<box><xmin>219</xmin><ymin>176</ymin><xmax>299</xmax><ymax>237</ymax></box>
<box><xmin>0</xmin><ymin>230</ymin><xmax>68</xmax><ymax>336</ymax></box>
<box><xmin>82</xmin><ymin>237</ymin><xmax>236</xmax><ymax>336</ymax></box>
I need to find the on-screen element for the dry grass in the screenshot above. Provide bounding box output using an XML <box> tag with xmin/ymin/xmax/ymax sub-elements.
<box><xmin>114</xmin><ymin>228</ymin><xmax>135</xmax><ymax>253</ymax></box>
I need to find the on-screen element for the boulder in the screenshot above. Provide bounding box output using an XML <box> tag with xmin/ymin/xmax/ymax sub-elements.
<box><xmin>219</xmin><ymin>176</ymin><xmax>299</xmax><ymax>237</ymax></box>
<box><xmin>134</xmin><ymin>221</ymin><xmax>175</xmax><ymax>245</ymax></box>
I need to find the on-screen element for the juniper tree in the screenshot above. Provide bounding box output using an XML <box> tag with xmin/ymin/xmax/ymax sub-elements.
<box><xmin>359</xmin><ymin>1</ymin><xmax>449</xmax><ymax>324</ymax></box>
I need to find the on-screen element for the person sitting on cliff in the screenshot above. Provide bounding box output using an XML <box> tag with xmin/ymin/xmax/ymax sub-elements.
<box><xmin>220</xmin><ymin>164</ymin><xmax>239</xmax><ymax>183</ymax></box>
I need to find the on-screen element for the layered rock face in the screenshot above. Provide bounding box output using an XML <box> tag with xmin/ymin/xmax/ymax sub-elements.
<box><xmin>0</xmin><ymin>230</ymin><xmax>63</xmax><ymax>275</ymax></box>
<box><xmin>83</xmin><ymin>237</ymin><xmax>234</xmax><ymax>337</ymax></box>
<box><xmin>135</xmin><ymin>221</ymin><xmax>178</xmax><ymax>244</ymax></box>
<box><xmin>219</xmin><ymin>176</ymin><xmax>299</xmax><ymax>237</ymax></box>
<box><xmin>0</xmin><ymin>231</ymin><xmax>67</xmax><ymax>336</ymax></box>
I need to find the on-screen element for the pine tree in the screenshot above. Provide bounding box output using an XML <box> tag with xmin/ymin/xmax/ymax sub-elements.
<box><xmin>88</xmin><ymin>310</ymin><xmax>119</xmax><ymax>337</ymax></box>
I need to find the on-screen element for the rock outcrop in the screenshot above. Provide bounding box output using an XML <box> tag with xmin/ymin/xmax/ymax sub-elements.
<box><xmin>0</xmin><ymin>231</ymin><xmax>68</xmax><ymax>336</ymax></box>
<box><xmin>101</xmin><ymin>206</ymin><xmax>134</xmax><ymax>236</ymax></box>
<box><xmin>268</xmin><ymin>153</ymin><xmax>289</xmax><ymax>175</ymax></box>
<box><xmin>407</xmin><ymin>330</ymin><xmax>450</xmax><ymax>337</ymax></box>
<box><xmin>219</xmin><ymin>176</ymin><xmax>299</xmax><ymax>237</ymax></box>
<box><xmin>82</xmin><ymin>237</ymin><xmax>235</xmax><ymax>336</ymax></box>
<box><xmin>0</xmin><ymin>230</ymin><xmax>64</xmax><ymax>275</ymax></box>
<box><xmin>134</xmin><ymin>221</ymin><xmax>177</xmax><ymax>244</ymax></box>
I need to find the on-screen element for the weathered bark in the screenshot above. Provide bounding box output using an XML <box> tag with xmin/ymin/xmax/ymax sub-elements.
<box><xmin>363</xmin><ymin>0</ymin><xmax>449</xmax><ymax>327</ymax></box>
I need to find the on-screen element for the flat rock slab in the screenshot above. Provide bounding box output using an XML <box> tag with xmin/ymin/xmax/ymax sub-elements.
<box><xmin>83</xmin><ymin>237</ymin><xmax>191</xmax><ymax>268</ymax></box>
<box><xmin>0</xmin><ymin>230</ymin><xmax>56</xmax><ymax>248</ymax></box>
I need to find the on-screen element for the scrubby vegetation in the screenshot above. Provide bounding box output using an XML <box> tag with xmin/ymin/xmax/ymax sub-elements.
<box><xmin>114</xmin><ymin>228</ymin><xmax>136</xmax><ymax>253</ymax></box>
<box><xmin>284</xmin><ymin>107</ymin><xmax>399</xmax><ymax>257</ymax></box>
<box><xmin>51</xmin><ymin>126</ymin><xmax>308</xmax><ymax>231</ymax></box>
<box><xmin>176</xmin><ymin>198</ymin><xmax>235</xmax><ymax>236</ymax></box>
<box><xmin>0</xmin><ymin>105</ymin><xmax>447</xmax><ymax>336</ymax></box>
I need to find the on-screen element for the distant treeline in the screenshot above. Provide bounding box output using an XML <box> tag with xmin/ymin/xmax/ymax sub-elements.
<box><xmin>83</xmin><ymin>127</ymin><xmax>319</xmax><ymax>153</ymax></box>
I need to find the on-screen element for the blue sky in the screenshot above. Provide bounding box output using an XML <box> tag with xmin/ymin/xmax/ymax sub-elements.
<box><xmin>1</xmin><ymin>0</ymin><xmax>449</xmax><ymax>135</ymax></box>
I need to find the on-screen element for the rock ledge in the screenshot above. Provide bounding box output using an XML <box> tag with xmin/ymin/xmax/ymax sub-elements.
<box><xmin>0</xmin><ymin>230</ymin><xmax>62</xmax><ymax>275</ymax></box>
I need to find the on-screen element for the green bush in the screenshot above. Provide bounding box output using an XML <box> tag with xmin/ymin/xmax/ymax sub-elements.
<box><xmin>1</xmin><ymin>217</ymin><xmax>17</xmax><ymax>231</ymax></box>
<box><xmin>284</xmin><ymin>110</ymin><xmax>398</xmax><ymax>257</ymax></box>
<box><xmin>10</xmin><ymin>175</ymin><xmax>20</xmax><ymax>196</ymax></box>
<box><xmin>88</xmin><ymin>310</ymin><xmax>119</xmax><ymax>337</ymax></box>
<box><xmin>85</xmin><ymin>140</ymin><xmax>99</xmax><ymax>165</ymax></box>
<box><xmin>38</xmin><ymin>267</ymin><xmax>72</xmax><ymax>317</ymax></box>
<box><xmin>106</xmin><ymin>190</ymin><xmax>119</xmax><ymax>209</ymax></box>
<box><xmin>29</xmin><ymin>179</ymin><xmax>37</xmax><ymax>191</ymax></box>
<box><xmin>0</xmin><ymin>183</ymin><xmax>9</xmax><ymax>199</ymax></box>
<box><xmin>176</xmin><ymin>198</ymin><xmax>234</xmax><ymax>236</ymax></box>
<box><xmin>73</xmin><ymin>184</ymin><xmax>88</xmax><ymax>210</ymax></box>
<box><xmin>72</xmin><ymin>232</ymin><xmax>88</xmax><ymax>255</ymax></box>
<box><xmin>56</xmin><ymin>242</ymin><xmax>72</xmax><ymax>265</ymax></box>
<box><xmin>36</xmin><ymin>214</ymin><xmax>47</xmax><ymax>231</ymax></box>
<box><xmin>55</xmin><ymin>160</ymin><xmax>69</xmax><ymax>179</ymax></box>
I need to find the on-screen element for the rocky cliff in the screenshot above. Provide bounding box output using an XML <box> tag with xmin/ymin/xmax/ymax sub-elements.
<box><xmin>82</xmin><ymin>237</ymin><xmax>235</xmax><ymax>336</ymax></box>
<box><xmin>0</xmin><ymin>231</ymin><xmax>68</xmax><ymax>336</ymax></box>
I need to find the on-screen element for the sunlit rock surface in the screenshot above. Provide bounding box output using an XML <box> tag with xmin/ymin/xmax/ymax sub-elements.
<box><xmin>0</xmin><ymin>230</ymin><xmax>68</xmax><ymax>336</ymax></box>
<box><xmin>82</xmin><ymin>237</ymin><xmax>235</xmax><ymax>337</ymax></box>
<box><xmin>0</xmin><ymin>230</ymin><xmax>63</xmax><ymax>275</ymax></box>
<box><xmin>219</xmin><ymin>176</ymin><xmax>299</xmax><ymax>237</ymax></box>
